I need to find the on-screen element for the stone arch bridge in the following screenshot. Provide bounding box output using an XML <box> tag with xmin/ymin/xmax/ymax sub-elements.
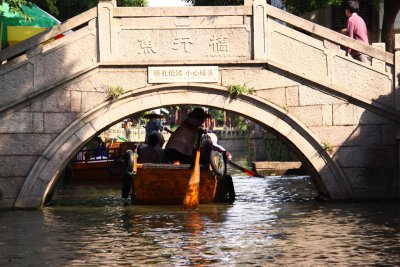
<box><xmin>0</xmin><ymin>0</ymin><xmax>400</xmax><ymax>209</ymax></box>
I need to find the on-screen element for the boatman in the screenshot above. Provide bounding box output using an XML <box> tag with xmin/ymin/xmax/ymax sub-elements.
<box><xmin>199</xmin><ymin>133</ymin><xmax>232</xmax><ymax>165</ymax></box>
<box><xmin>165</xmin><ymin>107</ymin><xmax>210</xmax><ymax>164</ymax></box>
<box><xmin>144</xmin><ymin>110</ymin><xmax>164</xmax><ymax>144</ymax></box>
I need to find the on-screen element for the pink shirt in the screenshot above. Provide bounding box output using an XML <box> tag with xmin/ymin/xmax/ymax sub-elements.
<box><xmin>347</xmin><ymin>12</ymin><xmax>369</xmax><ymax>56</ymax></box>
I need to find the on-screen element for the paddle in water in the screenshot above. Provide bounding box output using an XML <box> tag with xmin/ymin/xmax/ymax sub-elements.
<box><xmin>227</xmin><ymin>160</ymin><xmax>263</xmax><ymax>177</ymax></box>
<box><xmin>182</xmin><ymin>128</ymin><xmax>205</xmax><ymax>211</ymax></box>
<box><xmin>182</xmin><ymin>146</ymin><xmax>201</xmax><ymax>211</ymax></box>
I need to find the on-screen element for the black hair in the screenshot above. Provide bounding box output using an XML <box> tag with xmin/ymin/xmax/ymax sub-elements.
<box><xmin>93</xmin><ymin>136</ymin><xmax>103</xmax><ymax>145</ymax></box>
<box><xmin>345</xmin><ymin>0</ymin><xmax>359</xmax><ymax>14</ymax></box>
<box><xmin>147</xmin><ymin>132</ymin><xmax>159</xmax><ymax>147</ymax></box>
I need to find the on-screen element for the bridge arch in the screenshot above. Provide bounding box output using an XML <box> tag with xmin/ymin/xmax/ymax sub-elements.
<box><xmin>15</xmin><ymin>84</ymin><xmax>354</xmax><ymax>209</ymax></box>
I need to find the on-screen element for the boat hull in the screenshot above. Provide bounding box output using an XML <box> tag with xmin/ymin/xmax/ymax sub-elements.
<box><xmin>133</xmin><ymin>164</ymin><xmax>218</xmax><ymax>205</ymax></box>
<box><xmin>65</xmin><ymin>141</ymin><xmax>137</xmax><ymax>184</ymax></box>
<box><xmin>65</xmin><ymin>160</ymin><xmax>124</xmax><ymax>184</ymax></box>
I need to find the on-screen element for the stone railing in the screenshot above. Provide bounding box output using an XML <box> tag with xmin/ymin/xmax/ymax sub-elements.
<box><xmin>211</xmin><ymin>129</ymin><xmax>249</xmax><ymax>138</ymax></box>
<box><xmin>102</xmin><ymin>127</ymin><xmax>172</xmax><ymax>143</ymax></box>
<box><xmin>102</xmin><ymin>127</ymin><xmax>146</xmax><ymax>142</ymax></box>
<box><xmin>264</xmin><ymin>4</ymin><xmax>393</xmax><ymax>66</ymax></box>
<box><xmin>0</xmin><ymin>7</ymin><xmax>97</xmax><ymax>63</ymax></box>
<box><xmin>0</xmin><ymin>2</ymin><xmax>393</xmax><ymax>69</ymax></box>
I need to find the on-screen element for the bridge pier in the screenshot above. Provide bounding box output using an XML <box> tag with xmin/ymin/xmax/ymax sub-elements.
<box><xmin>395</xmin><ymin>34</ymin><xmax>400</xmax><ymax>110</ymax></box>
<box><xmin>395</xmin><ymin>34</ymin><xmax>400</xmax><ymax>197</ymax></box>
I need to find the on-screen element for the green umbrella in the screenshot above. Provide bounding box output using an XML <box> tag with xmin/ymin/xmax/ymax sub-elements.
<box><xmin>0</xmin><ymin>1</ymin><xmax>60</xmax><ymax>49</ymax></box>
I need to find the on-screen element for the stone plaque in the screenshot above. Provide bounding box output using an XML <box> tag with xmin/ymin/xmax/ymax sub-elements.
<box><xmin>148</xmin><ymin>66</ymin><xmax>219</xmax><ymax>83</ymax></box>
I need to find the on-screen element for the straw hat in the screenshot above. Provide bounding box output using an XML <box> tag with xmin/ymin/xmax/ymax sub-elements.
<box><xmin>144</xmin><ymin>111</ymin><xmax>163</xmax><ymax>119</ymax></box>
<box><xmin>187</xmin><ymin>107</ymin><xmax>210</xmax><ymax>118</ymax></box>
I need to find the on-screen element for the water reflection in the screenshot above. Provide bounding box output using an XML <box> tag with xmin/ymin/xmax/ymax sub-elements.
<box><xmin>1</xmin><ymin>176</ymin><xmax>400</xmax><ymax>266</ymax></box>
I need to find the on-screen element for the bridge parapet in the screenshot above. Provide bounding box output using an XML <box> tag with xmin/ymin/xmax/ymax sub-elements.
<box><xmin>0</xmin><ymin>0</ymin><xmax>397</xmax><ymax>118</ymax></box>
<box><xmin>105</xmin><ymin>5</ymin><xmax>253</xmax><ymax>64</ymax></box>
<box><xmin>0</xmin><ymin>7</ymin><xmax>98</xmax><ymax>113</ymax></box>
<box><xmin>263</xmin><ymin>4</ymin><xmax>396</xmax><ymax>116</ymax></box>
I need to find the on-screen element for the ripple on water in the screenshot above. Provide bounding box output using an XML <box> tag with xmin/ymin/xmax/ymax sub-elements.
<box><xmin>1</xmin><ymin>175</ymin><xmax>400</xmax><ymax>266</ymax></box>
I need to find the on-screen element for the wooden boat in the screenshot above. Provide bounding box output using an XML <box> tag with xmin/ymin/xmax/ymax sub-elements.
<box><xmin>129</xmin><ymin>147</ymin><xmax>235</xmax><ymax>204</ymax></box>
<box><xmin>65</xmin><ymin>142</ymin><xmax>235</xmax><ymax>204</ymax></box>
<box><xmin>65</xmin><ymin>160</ymin><xmax>124</xmax><ymax>184</ymax></box>
<box><xmin>64</xmin><ymin>142</ymin><xmax>137</xmax><ymax>184</ymax></box>
<box><xmin>133</xmin><ymin>163</ymin><xmax>220</xmax><ymax>204</ymax></box>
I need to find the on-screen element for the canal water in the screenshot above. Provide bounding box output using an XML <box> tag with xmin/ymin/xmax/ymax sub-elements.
<box><xmin>1</xmin><ymin>174</ymin><xmax>400</xmax><ymax>266</ymax></box>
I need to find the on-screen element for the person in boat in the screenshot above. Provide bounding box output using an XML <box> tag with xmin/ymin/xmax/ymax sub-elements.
<box><xmin>199</xmin><ymin>133</ymin><xmax>232</xmax><ymax>165</ymax></box>
<box><xmin>138</xmin><ymin>131</ymin><xmax>166</xmax><ymax>163</ymax></box>
<box><xmin>155</xmin><ymin>131</ymin><xmax>166</xmax><ymax>148</ymax></box>
<box><xmin>144</xmin><ymin>111</ymin><xmax>164</xmax><ymax>144</ymax></box>
<box><xmin>90</xmin><ymin>136</ymin><xmax>108</xmax><ymax>160</ymax></box>
<box><xmin>199</xmin><ymin>136</ymin><xmax>214</xmax><ymax>165</ymax></box>
<box><xmin>165</xmin><ymin>107</ymin><xmax>210</xmax><ymax>164</ymax></box>
<box><xmin>207</xmin><ymin>132</ymin><xmax>232</xmax><ymax>159</ymax></box>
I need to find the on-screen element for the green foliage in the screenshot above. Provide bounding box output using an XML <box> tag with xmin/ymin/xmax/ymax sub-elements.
<box><xmin>264</xmin><ymin>136</ymin><xmax>296</xmax><ymax>161</ymax></box>
<box><xmin>184</xmin><ymin>0</ymin><xmax>380</xmax><ymax>16</ymax></box>
<box><xmin>46</xmin><ymin>0</ymin><xmax>98</xmax><ymax>21</ymax></box>
<box><xmin>107</xmin><ymin>86</ymin><xmax>126</xmax><ymax>100</ymax></box>
<box><xmin>1</xmin><ymin>0</ymin><xmax>33</xmax><ymax>20</ymax></box>
<box><xmin>208</xmin><ymin>108</ymin><xmax>224</xmax><ymax>122</ymax></box>
<box><xmin>2</xmin><ymin>0</ymin><xmax>147</xmax><ymax>22</ymax></box>
<box><xmin>184</xmin><ymin>0</ymin><xmax>371</xmax><ymax>13</ymax></box>
<box><xmin>183</xmin><ymin>0</ymin><xmax>242</xmax><ymax>6</ymax></box>
<box><xmin>282</xmin><ymin>0</ymin><xmax>342</xmax><ymax>14</ymax></box>
<box><xmin>206</xmin><ymin>107</ymin><xmax>250</xmax><ymax>130</ymax></box>
<box><xmin>322</xmin><ymin>142</ymin><xmax>334</xmax><ymax>153</ymax></box>
<box><xmin>118</xmin><ymin>0</ymin><xmax>147</xmax><ymax>7</ymax></box>
<box><xmin>184</xmin><ymin>0</ymin><xmax>342</xmax><ymax>11</ymax></box>
<box><xmin>246</xmin><ymin>137</ymin><xmax>255</xmax><ymax>165</ymax></box>
<box><xmin>227</xmin><ymin>84</ymin><xmax>255</xmax><ymax>99</ymax></box>
<box><xmin>232</xmin><ymin>115</ymin><xmax>249</xmax><ymax>131</ymax></box>
<box><xmin>30</xmin><ymin>0</ymin><xmax>58</xmax><ymax>16</ymax></box>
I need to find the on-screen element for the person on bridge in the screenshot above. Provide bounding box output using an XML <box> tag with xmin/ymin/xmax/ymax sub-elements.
<box><xmin>341</xmin><ymin>0</ymin><xmax>370</xmax><ymax>64</ymax></box>
<box><xmin>165</xmin><ymin>107</ymin><xmax>210</xmax><ymax>164</ymax></box>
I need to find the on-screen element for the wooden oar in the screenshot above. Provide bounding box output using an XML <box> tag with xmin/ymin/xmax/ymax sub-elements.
<box><xmin>182</xmin><ymin>129</ymin><xmax>204</xmax><ymax>211</ymax></box>
<box><xmin>182</xmin><ymin>146</ymin><xmax>201</xmax><ymax>211</ymax></box>
<box><xmin>227</xmin><ymin>160</ymin><xmax>263</xmax><ymax>177</ymax></box>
